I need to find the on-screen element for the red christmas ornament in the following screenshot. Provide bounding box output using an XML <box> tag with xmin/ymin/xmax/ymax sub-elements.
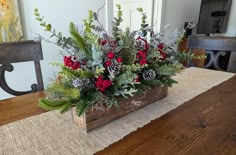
<box><xmin>107</xmin><ymin>51</ymin><xmax>115</xmax><ymax>59</ymax></box>
<box><xmin>116</xmin><ymin>57</ymin><xmax>123</xmax><ymax>63</ymax></box>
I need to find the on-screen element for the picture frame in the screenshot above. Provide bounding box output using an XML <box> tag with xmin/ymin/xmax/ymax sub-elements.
<box><xmin>0</xmin><ymin>0</ymin><xmax>23</xmax><ymax>42</ymax></box>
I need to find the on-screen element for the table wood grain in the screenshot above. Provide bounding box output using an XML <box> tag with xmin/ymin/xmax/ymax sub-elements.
<box><xmin>96</xmin><ymin>75</ymin><xmax>236</xmax><ymax>155</ymax></box>
<box><xmin>0</xmin><ymin>91</ymin><xmax>46</xmax><ymax>126</ymax></box>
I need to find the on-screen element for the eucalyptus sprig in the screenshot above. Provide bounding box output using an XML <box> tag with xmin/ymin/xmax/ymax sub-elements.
<box><xmin>112</xmin><ymin>4</ymin><xmax>123</xmax><ymax>41</ymax></box>
<box><xmin>137</xmin><ymin>7</ymin><xmax>149</xmax><ymax>37</ymax></box>
<box><xmin>34</xmin><ymin>8</ymin><xmax>76</xmax><ymax>53</ymax></box>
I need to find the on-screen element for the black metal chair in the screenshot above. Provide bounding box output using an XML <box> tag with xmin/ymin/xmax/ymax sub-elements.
<box><xmin>0</xmin><ymin>40</ymin><xmax>44</xmax><ymax>96</ymax></box>
<box><xmin>187</xmin><ymin>35</ymin><xmax>236</xmax><ymax>72</ymax></box>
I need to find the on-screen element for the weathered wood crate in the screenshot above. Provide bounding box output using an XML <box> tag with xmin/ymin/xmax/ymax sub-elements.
<box><xmin>72</xmin><ymin>86</ymin><xmax>168</xmax><ymax>132</ymax></box>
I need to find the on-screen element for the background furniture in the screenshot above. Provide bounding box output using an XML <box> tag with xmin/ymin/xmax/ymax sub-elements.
<box><xmin>0</xmin><ymin>40</ymin><xmax>44</xmax><ymax>96</ymax></box>
<box><xmin>178</xmin><ymin>37</ymin><xmax>206</xmax><ymax>67</ymax></box>
<box><xmin>187</xmin><ymin>36</ymin><xmax>236</xmax><ymax>72</ymax></box>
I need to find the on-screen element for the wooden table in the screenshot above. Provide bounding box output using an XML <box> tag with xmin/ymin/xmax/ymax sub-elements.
<box><xmin>96</xmin><ymin>75</ymin><xmax>236</xmax><ymax>155</ymax></box>
<box><xmin>0</xmin><ymin>71</ymin><xmax>236</xmax><ymax>154</ymax></box>
<box><xmin>0</xmin><ymin>91</ymin><xmax>46</xmax><ymax>126</ymax></box>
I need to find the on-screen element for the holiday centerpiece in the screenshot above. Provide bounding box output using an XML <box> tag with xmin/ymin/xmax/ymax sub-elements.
<box><xmin>35</xmin><ymin>5</ymin><xmax>189</xmax><ymax>132</ymax></box>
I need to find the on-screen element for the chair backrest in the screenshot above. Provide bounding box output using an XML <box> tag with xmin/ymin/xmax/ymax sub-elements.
<box><xmin>0</xmin><ymin>40</ymin><xmax>44</xmax><ymax>96</ymax></box>
<box><xmin>187</xmin><ymin>36</ymin><xmax>236</xmax><ymax>51</ymax></box>
<box><xmin>187</xmin><ymin>36</ymin><xmax>236</xmax><ymax>71</ymax></box>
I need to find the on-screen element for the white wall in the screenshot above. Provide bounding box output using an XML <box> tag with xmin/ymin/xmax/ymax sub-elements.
<box><xmin>0</xmin><ymin>0</ymin><xmax>106</xmax><ymax>99</ymax></box>
<box><xmin>163</xmin><ymin>0</ymin><xmax>236</xmax><ymax>37</ymax></box>
<box><xmin>163</xmin><ymin>0</ymin><xmax>201</xmax><ymax>36</ymax></box>
<box><xmin>224</xmin><ymin>0</ymin><xmax>236</xmax><ymax>37</ymax></box>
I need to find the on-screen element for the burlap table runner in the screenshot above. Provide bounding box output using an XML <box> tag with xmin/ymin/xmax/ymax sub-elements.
<box><xmin>0</xmin><ymin>67</ymin><xmax>235</xmax><ymax>155</ymax></box>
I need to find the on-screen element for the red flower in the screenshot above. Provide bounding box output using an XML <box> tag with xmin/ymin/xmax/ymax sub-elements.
<box><xmin>107</xmin><ymin>51</ymin><xmax>115</xmax><ymax>59</ymax></box>
<box><xmin>116</xmin><ymin>57</ymin><xmax>123</xmax><ymax>63</ymax></box>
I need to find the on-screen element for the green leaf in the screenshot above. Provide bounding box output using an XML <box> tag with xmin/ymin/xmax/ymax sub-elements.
<box><xmin>77</xmin><ymin>69</ymin><xmax>94</xmax><ymax>79</ymax></box>
<box><xmin>60</xmin><ymin>103</ymin><xmax>72</xmax><ymax>113</ymax></box>
<box><xmin>39</xmin><ymin>98</ymin><xmax>72</xmax><ymax>113</ymax></box>
<box><xmin>69</xmin><ymin>22</ymin><xmax>90</xmax><ymax>56</ymax></box>
<box><xmin>34</xmin><ymin>13</ymin><xmax>40</xmax><ymax>17</ymax></box>
<box><xmin>116</xmin><ymin>4</ymin><xmax>121</xmax><ymax>9</ymax></box>
<box><xmin>36</xmin><ymin>18</ymin><xmax>42</xmax><ymax>21</ymax></box>
<box><xmin>156</xmin><ymin>65</ymin><xmax>178</xmax><ymax>76</ymax></box>
<box><xmin>137</xmin><ymin>7</ymin><xmax>143</xmax><ymax>12</ymax></box>
<box><xmin>116</xmin><ymin>70</ymin><xmax>137</xmax><ymax>87</ymax></box>
<box><xmin>76</xmin><ymin>100</ymin><xmax>88</xmax><ymax>116</ymax></box>
<box><xmin>45</xmin><ymin>24</ymin><xmax>52</xmax><ymax>31</ymax></box>
<box><xmin>107</xmin><ymin>98</ymin><xmax>119</xmax><ymax>110</ymax></box>
<box><xmin>40</xmin><ymin>23</ymin><xmax>46</xmax><ymax>26</ymax></box>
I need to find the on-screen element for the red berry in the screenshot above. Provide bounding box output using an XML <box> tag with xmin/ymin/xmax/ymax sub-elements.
<box><xmin>157</xmin><ymin>43</ymin><xmax>164</xmax><ymax>51</ymax></box>
<box><xmin>105</xmin><ymin>60</ymin><xmax>112</xmax><ymax>67</ymax></box>
<box><xmin>135</xmin><ymin>76</ymin><xmax>141</xmax><ymax>82</ymax></box>
<box><xmin>136</xmin><ymin>54</ymin><xmax>141</xmax><ymax>59</ymax></box>
<box><xmin>101</xmin><ymin>40</ymin><xmax>108</xmax><ymax>46</ymax></box>
<box><xmin>160</xmin><ymin>51</ymin><xmax>167</xmax><ymax>60</ymax></box>
<box><xmin>107</xmin><ymin>51</ymin><xmax>115</xmax><ymax>59</ymax></box>
<box><xmin>116</xmin><ymin>57</ymin><xmax>123</xmax><ymax>63</ymax></box>
<box><xmin>140</xmin><ymin>59</ymin><xmax>147</xmax><ymax>65</ymax></box>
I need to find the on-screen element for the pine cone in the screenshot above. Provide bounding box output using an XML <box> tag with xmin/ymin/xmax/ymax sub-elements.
<box><xmin>142</xmin><ymin>69</ymin><xmax>156</xmax><ymax>80</ymax></box>
<box><xmin>72</xmin><ymin>78</ymin><xmax>90</xmax><ymax>88</ymax></box>
<box><xmin>107</xmin><ymin>61</ymin><xmax>121</xmax><ymax>73</ymax></box>
<box><xmin>134</xmin><ymin>39</ymin><xmax>146</xmax><ymax>50</ymax></box>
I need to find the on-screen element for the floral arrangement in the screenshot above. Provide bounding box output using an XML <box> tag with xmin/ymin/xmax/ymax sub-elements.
<box><xmin>35</xmin><ymin>5</ymin><xmax>187</xmax><ymax>116</ymax></box>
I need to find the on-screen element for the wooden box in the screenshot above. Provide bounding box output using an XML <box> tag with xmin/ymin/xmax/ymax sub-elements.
<box><xmin>72</xmin><ymin>86</ymin><xmax>168</xmax><ymax>132</ymax></box>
